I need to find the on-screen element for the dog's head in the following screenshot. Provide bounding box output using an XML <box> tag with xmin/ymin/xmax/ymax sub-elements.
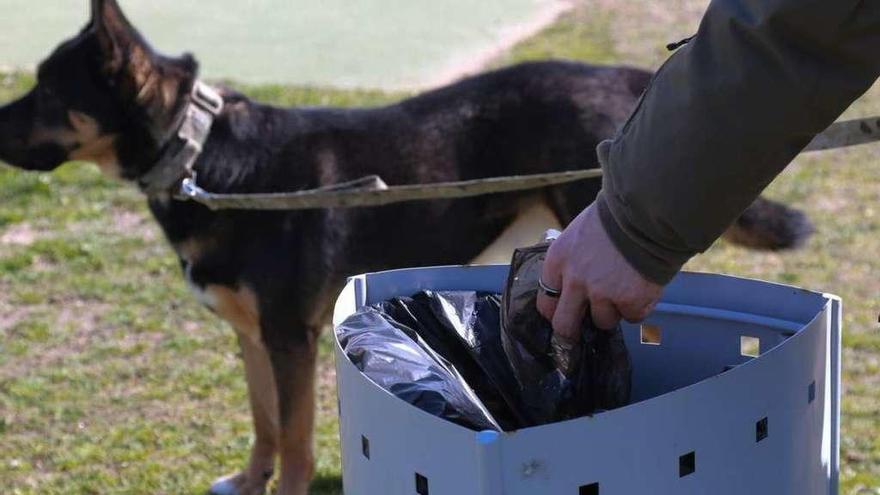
<box><xmin>0</xmin><ymin>0</ymin><xmax>199</xmax><ymax>179</ymax></box>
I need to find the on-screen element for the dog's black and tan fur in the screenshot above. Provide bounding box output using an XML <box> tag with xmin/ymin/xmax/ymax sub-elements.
<box><xmin>0</xmin><ymin>1</ymin><xmax>813</xmax><ymax>493</ymax></box>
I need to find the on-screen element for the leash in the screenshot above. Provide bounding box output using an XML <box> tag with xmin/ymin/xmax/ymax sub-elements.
<box><xmin>802</xmin><ymin>115</ymin><xmax>880</xmax><ymax>152</ymax></box>
<box><xmin>177</xmin><ymin>169</ymin><xmax>604</xmax><ymax>211</ymax></box>
<box><xmin>154</xmin><ymin>83</ymin><xmax>880</xmax><ymax>211</ymax></box>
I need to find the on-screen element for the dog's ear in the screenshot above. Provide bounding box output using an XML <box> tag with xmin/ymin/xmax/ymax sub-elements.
<box><xmin>90</xmin><ymin>0</ymin><xmax>140</xmax><ymax>76</ymax></box>
<box><xmin>90</xmin><ymin>0</ymin><xmax>198</xmax><ymax>134</ymax></box>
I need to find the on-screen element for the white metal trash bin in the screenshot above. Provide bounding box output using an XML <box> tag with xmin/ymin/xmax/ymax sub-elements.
<box><xmin>332</xmin><ymin>266</ymin><xmax>841</xmax><ymax>495</ymax></box>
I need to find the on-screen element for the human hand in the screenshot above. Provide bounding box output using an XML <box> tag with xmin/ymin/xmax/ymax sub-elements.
<box><xmin>536</xmin><ymin>204</ymin><xmax>664</xmax><ymax>340</ymax></box>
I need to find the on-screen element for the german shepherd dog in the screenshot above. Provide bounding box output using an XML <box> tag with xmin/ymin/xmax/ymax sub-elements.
<box><xmin>0</xmin><ymin>1</ymin><xmax>812</xmax><ymax>493</ymax></box>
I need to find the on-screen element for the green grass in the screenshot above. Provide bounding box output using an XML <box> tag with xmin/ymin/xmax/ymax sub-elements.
<box><xmin>490</xmin><ymin>7</ymin><xmax>617</xmax><ymax>67</ymax></box>
<box><xmin>0</xmin><ymin>71</ymin><xmax>364</xmax><ymax>494</ymax></box>
<box><xmin>2</xmin><ymin>2</ymin><xmax>880</xmax><ymax>493</ymax></box>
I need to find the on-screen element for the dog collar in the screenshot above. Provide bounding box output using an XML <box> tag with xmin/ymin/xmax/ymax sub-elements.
<box><xmin>138</xmin><ymin>80</ymin><xmax>224</xmax><ymax>195</ymax></box>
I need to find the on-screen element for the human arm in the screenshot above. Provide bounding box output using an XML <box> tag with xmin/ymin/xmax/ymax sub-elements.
<box><xmin>539</xmin><ymin>0</ymin><xmax>880</xmax><ymax>335</ymax></box>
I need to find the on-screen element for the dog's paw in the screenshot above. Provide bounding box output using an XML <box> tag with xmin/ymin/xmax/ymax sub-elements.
<box><xmin>209</xmin><ymin>473</ymin><xmax>244</xmax><ymax>495</ymax></box>
<box><xmin>209</xmin><ymin>472</ymin><xmax>269</xmax><ymax>495</ymax></box>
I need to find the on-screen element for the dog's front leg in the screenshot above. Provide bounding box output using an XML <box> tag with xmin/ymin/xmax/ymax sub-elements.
<box><xmin>240</xmin><ymin>336</ymin><xmax>280</xmax><ymax>483</ymax></box>
<box><xmin>211</xmin><ymin>333</ymin><xmax>278</xmax><ymax>495</ymax></box>
<box><xmin>202</xmin><ymin>284</ymin><xmax>280</xmax><ymax>495</ymax></box>
<box><xmin>211</xmin><ymin>334</ymin><xmax>280</xmax><ymax>495</ymax></box>
<box><xmin>267</xmin><ymin>330</ymin><xmax>319</xmax><ymax>495</ymax></box>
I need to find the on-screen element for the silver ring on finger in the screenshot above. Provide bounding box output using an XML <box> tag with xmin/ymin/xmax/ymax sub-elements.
<box><xmin>538</xmin><ymin>277</ymin><xmax>562</xmax><ymax>298</ymax></box>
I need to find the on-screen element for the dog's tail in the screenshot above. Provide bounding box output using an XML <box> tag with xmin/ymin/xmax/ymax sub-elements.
<box><xmin>723</xmin><ymin>197</ymin><xmax>814</xmax><ymax>250</ymax></box>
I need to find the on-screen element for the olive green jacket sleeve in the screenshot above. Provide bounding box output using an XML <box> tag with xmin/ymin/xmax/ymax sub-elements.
<box><xmin>597</xmin><ymin>0</ymin><xmax>880</xmax><ymax>284</ymax></box>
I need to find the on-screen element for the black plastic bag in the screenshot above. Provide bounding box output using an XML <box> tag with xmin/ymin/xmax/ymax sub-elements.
<box><xmin>502</xmin><ymin>242</ymin><xmax>632</xmax><ymax>425</ymax></box>
<box><xmin>336</xmin><ymin>244</ymin><xmax>632</xmax><ymax>431</ymax></box>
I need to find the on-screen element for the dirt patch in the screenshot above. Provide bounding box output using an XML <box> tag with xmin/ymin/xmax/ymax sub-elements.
<box><xmin>0</xmin><ymin>299</ymin><xmax>115</xmax><ymax>378</ymax></box>
<box><xmin>0</xmin><ymin>298</ymin><xmax>31</xmax><ymax>332</ymax></box>
<box><xmin>52</xmin><ymin>299</ymin><xmax>112</xmax><ymax>335</ymax></box>
<box><xmin>64</xmin><ymin>207</ymin><xmax>159</xmax><ymax>242</ymax></box>
<box><xmin>111</xmin><ymin>208</ymin><xmax>161</xmax><ymax>242</ymax></box>
<box><xmin>0</xmin><ymin>222</ymin><xmax>39</xmax><ymax>246</ymax></box>
<box><xmin>111</xmin><ymin>209</ymin><xmax>147</xmax><ymax>232</ymax></box>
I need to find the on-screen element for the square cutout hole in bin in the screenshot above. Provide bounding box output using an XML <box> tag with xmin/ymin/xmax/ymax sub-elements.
<box><xmin>361</xmin><ymin>435</ymin><xmax>370</xmax><ymax>459</ymax></box>
<box><xmin>679</xmin><ymin>451</ymin><xmax>696</xmax><ymax>477</ymax></box>
<box><xmin>740</xmin><ymin>335</ymin><xmax>760</xmax><ymax>357</ymax></box>
<box><xmin>809</xmin><ymin>381</ymin><xmax>816</xmax><ymax>403</ymax></box>
<box><xmin>641</xmin><ymin>324</ymin><xmax>662</xmax><ymax>345</ymax></box>
<box><xmin>415</xmin><ymin>473</ymin><xmax>429</xmax><ymax>495</ymax></box>
<box><xmin>756</xmin><ymin>417</ymin><xmax>768</xmax><ymax>442</ymax></box>
<box><xmin>579</xmin><ymin>482</ymin><xmax>599</xmax><ymax>495</ymax></box>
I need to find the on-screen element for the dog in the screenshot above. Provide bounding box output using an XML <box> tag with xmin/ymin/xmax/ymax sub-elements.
<box><xmin>0</xmin><ymin>1</ymin><xmax>813</xmax><ymax>493</ymax></box>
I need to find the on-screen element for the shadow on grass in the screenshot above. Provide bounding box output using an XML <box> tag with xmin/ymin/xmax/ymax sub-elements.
<box><xmin>311</xmin><ymin>474</ymin><xmax>344</xmax><ymax>495</ymax></box>
<box><xmin>200</xmin><ymin>474</ymin><xmax>342</xmax><ymax>495</ymax></box>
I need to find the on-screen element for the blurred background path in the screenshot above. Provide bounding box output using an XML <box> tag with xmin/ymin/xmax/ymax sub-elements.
<box><xmin>0</xmin><ymin>0</ymin><xmax>570</xmax><ymax>89</ymax></box>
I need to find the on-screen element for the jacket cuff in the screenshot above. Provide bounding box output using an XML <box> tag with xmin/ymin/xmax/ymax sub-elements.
<box><xmin>595</xmin><ymin>140</ymin><xmax>692</xmax><ymax>285</ymax></box>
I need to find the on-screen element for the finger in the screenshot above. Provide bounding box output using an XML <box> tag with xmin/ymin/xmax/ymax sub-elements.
<box><xmin>536</xmin><ymin>249</ymin><xmax>564</xmax><ymax>322</ymax></box>
<box><xmin>536</xmin><ymin>291</ymin><xmax>559</xmax><ymax>322</ymax></box>
<box><xmin>551</xmin><ymin>285</ymin><xmax>589</xmax><ymax>342</ymax></box>
<box><xmin>589</xmin><ymin>298</ymin><xmax>622</xmax><ymax>330</ymax></box>
<box><xmin>617</xmin><ymin>296</ymin><xmax>659</xmax><ymax>324</ymax></box>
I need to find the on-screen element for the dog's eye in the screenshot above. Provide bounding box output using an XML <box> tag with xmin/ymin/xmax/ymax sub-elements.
<box><xmin>38</xmin><ymin>86</ymin><xmax>59</xmax><ymax>102</ymax></box>
<box><xmin>35</xmin><ymin>86</ymin><xmax>67</xmax><ymax>113</ymax></box>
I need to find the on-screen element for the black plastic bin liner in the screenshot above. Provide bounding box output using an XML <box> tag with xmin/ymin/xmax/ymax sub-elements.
<box><xmin>336</xmin><ymin>296</ymin><xmax>504</xmax><ymax>431</ymax></box>
<box><xmin>336</xmin><ymin>244</ymin><xmax>632</xmax><ymax>431</ymax></box>
<box><xmin>373</xmin><ymin>291</ymin><xmax>531</xmax><ymax>430</ymax></box>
